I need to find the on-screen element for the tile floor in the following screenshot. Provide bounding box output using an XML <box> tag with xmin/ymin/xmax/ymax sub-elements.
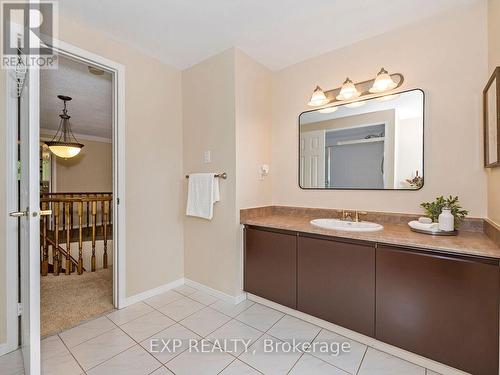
<box><xmin>1</xmin><ymin>284</ymin><xmax>444</xmax><ymax>375</ymax></box>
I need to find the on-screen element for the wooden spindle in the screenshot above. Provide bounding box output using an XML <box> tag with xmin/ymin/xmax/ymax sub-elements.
<box><xmin>65</xmin><ymin>202</ymin><xmax>71</xmax><ymax>275</ymax></box>
<box><xmin>77</xmin><ymin>201</ymin><xmax>84</xmax><ymax>275</ymax></box>
<box><xmin>41</xmin><ymin>201</ymin><xmax>48</xmax><ymax>276</ymax></box>
<box><xmin>53</xmin><ymin>202</ymin><xmax>60</xmax><ymax>276</ymax></box>
<box><xmin>86</xmin><ymin>201</ymin><xmax>90</xmax><ymax>235</ymax></box>
<box><xmin>91</xmin><ymin>201</ymin><xmax>97</xmax><ymax>272</ymax></box>
<box><xmin>103</xmin><ymin>200</ymin><xmax>108</xmax><ymax>269</ymax></box>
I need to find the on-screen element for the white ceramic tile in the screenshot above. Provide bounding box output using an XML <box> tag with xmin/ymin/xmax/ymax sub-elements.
<box><xmin>239</xmin><ymin>334</ymin><xmax>302</xmax><ymax>375</ymax></box>
<box><xmin>180</xmin><ymin>307</ymin><xmax>232</xmax><ymax>337</ymax></box>
<box><xmin>158</xmin><ymin>297</ymin><xmax>205</xmax><ymax>321</ymax></box>
<box><xmin>41</xmin><ymin>349</ymin><xmax>83</xmax><ymax>375</ymax></box>
<box><xmin>165</xmin><ymin>347</ymin><xmax>234</xmax><ymax>375</ymax></box>
<box><xmin>289</xmin><ymin>354</ymin><xmax>349</xmax><ymax>375</ymax></box>
<box><xmin>188</xmin><ymin>290</ymin><xmax>219</xmax><ymax>305</ymax></box>
<box><xmin>86</xmin><ymin>345</ymin><xmax>161</xmax><ymax>375</ymax></box>
<box><xmin>358</xmin><ymin>348</ymin><xmax>425</xmax><ymax>375</ymax></box>
<box><xmin>42</xmin><ymin>335</ymin><xmax>68</xmax><ymax>361</ymax></box>
<box><xmin>267</xmin><ymin>315</ymin><xmax>321</xmax><ymax>344</ymax></box>
<box><xmin>309</xmin><ymin>329</ymin><xmax>366</xmax><ymax>374</ymax></box>
<box><xmin>140</xmin><ymin>323</ymin><xmax>201</xmax><ymax>364</ymax></box>
<box><xmin>173</xmin><ymin>285</ymin><xmax>198</xmax><ymax>296</ymax></box>
<box><xmin>59</xmin><ymin>316</ymin><xmax>116</xmax><ymax>348</ymax></box>
<box><xmin>207</xmin><ymin>319</ymin><xmax>263</xmax><ymax>356</ymax></box>
<box><xmin>0</xmin><ymin>349</ymin><xmax>25</xmax><ymax>375</ymax></box>
<box><xmin>106</xmin><ymin>302</ymin><xmax>154</xmax><ymax>326</ymax></box>
<box><xmin>219</xmin><ymin>360</ymin><xmax>261</xmax><ymax>375</ymax></box>
<box><xmin>211</xmin><ymin>300</ymin><xmax>254</xmax><ymax>318</ymax></box>
<box><xmin>235</xmin><ymin>304</ymin><xmax>284</xmax><ymax>332</ymax></box>
<box><xmin>150</xmin><ymin>367</ymin><xmax>174</xmax><ymax>375</ymax></box>
<box><xmin>120</xmin><ymin>310</ymin><xmax>175</xmax><ymax>342</ymax></box>
<box><xmin>70</xmin><ymin>328</ymin><xmax>135</xmax><ymax>370</ymax></box>
<box><xmin>144</xmin><ymin>291</ymin><xmax>184</xmax><ymax>309</ymax></box>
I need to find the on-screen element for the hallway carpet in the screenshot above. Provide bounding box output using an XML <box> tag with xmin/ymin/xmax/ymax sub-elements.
<box><xmin>41</xmin><ymin>267</ymin><xmax>113</xmax><ymax>337</ymax></box>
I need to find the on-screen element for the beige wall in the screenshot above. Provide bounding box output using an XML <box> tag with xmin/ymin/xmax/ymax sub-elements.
<box><xmin>182</xmin><ymin>49</ymin><xmax>238</xmax><ymax>296</ymax></box>
<box><xmin>183</xmin><ymin>49</ymin><xmax>272</xmax><ymax>297</ymax></box>
<box><xmin>235</xmin><ymin>50</ymin><xmax>273</xmax><ymax>292</ymax></box>
<box><xmin>0</xmin><ymin>68</ymin><xmax>6</xmax><ymax>344</ymax></box>
<box><xmin>46</xmin><ymin>138</ymin><xmax>113</xmax><ymax>193</ymax></box>
<box><xmin>271</xmin><ymin>1</ymin><xmax>488</xmax><ymax>216</ymax></box>
<box><xmin>59</xmin><ymin>16</ymin><xmax>184</xmax><ymax>297</ymax></box>
<box><xmin>488</xmin><ymin>0</ymin><xmax>500</xmax><ymax>226</ymax></box>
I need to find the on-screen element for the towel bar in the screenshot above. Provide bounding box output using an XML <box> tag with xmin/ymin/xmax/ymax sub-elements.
<box><xmin>185</xmin><ymin>172</ymin><xmax>227</xmax><ymax>179</ymax></box>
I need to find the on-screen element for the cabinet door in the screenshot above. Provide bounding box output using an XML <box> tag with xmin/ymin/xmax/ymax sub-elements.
<box><xmin>376</xmin><ymin>245</ymin><xmax>499</xmax><ymax>375</ymax></box>
<box><xmin>297</xmin><ymin>236</ymin><xmax>375</xmax><ymax>337</ymax></box>
<box><xmin>244</xmin><ymin>227</ymin><xmax>297</xmax><ymax>308</ymax></box>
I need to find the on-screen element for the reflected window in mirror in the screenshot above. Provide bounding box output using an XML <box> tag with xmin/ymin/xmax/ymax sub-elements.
<box><xmin>299</xmin><ymin>89</ymin><xmax>424</xmax><ymax>190</ymax></box>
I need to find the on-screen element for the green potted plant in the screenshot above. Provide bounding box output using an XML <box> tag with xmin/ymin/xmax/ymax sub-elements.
<box><xmin>420</xmin><ymin>196</ymin><xmax>469</xmax><ymax>228</ymax></box>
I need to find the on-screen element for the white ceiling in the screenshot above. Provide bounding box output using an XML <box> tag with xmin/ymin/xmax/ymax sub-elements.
<box><xmin>59</xmin><ymin>0</ymin><xmax>477</xmax><ymax>71</ymax></box>
<box><xmin>40</xmin><ymin>56</ymin><xmax>112</xmax><ymax>140</ymax></box>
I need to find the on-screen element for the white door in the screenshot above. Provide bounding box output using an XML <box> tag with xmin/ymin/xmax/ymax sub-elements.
<box><xmin>300</xmin><ymin>130</ymin><xmax>326</xmax><ymax>188</ymax></box>
<box><xmin>9</xmin><ymin>64</ymin><xmax>41</xmax><ymax>374</ymax></box>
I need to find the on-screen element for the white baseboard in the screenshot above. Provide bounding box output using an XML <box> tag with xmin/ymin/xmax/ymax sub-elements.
<box><xmin>247</xmin><ymin>293</ymin><xmax>468</xmax><ymax>375</ymax></box>
<box><xmin>0</xmin><ymin>342</ymin><xmax>17</xmax><ymax>357</ymax></box>
<box><xmin>184</xmin><ymin>278</ymin><xmax>247</xmax><ymax>305</ymax></box>
<box><xmin>121</xmin><ymin>278</ymin><xmax>185</xmax><ymax>308</ymax></box>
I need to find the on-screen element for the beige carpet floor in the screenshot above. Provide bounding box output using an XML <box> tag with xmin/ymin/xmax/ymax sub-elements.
<box><xmin>41</xmin><ymin>267</ymin><xmax>113</xmax><ymax>337</ymax></box>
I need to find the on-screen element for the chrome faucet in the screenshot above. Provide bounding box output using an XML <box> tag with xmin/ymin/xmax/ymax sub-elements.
<box><xmin>341</xmin><ymin>210</ymin><xmax>355</xmax><ymax>222</ymax></box>
<box><xmin>341</xmin><ymin>210</ymin><xmax>367</xmax><ymax>222</ymax></box>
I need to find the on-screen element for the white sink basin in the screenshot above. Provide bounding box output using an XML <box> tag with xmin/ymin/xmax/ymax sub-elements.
<box><xmin>310</xmin><ymin>218</ymin><xmax>384</xmax><ymax>232</ymax></box>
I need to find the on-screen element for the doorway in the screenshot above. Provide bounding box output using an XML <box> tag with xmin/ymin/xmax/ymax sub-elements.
<box><xmin>2</xmin><ymin>41</ymin><xmax>126</xmax><ymax>374</ymax></box>
<box><xmin>39</xmin><ymin>55</ymin><xmax>114</xmax><ymax>336</ymax></box>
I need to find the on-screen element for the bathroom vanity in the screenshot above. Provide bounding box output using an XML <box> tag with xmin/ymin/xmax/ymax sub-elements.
<box><xmin>241</xmin><ymin>207</ymin><xmax>500</xmax><ymax>375</ymax></box>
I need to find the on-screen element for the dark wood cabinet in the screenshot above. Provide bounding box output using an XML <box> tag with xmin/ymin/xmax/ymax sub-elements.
<box><xmin>376</xmin><ymin>245</ymin><xmax>500</xmax><ymax>375</ymax></box>
<box><xmin>297</xmin><ymin>235</ymin><xmax>375</xmax><ymax>337</ymax></box>
<box><xmin>243</xmin><ymin>226</ymin><xmax>500</xmax><ymax>375</ymax></box>
<box><xmin>244</xmin><ymin>227</ymin><xmax>297</xmax><ymax>308</ymax></box>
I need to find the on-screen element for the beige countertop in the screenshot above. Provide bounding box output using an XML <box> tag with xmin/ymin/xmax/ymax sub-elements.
<box><xmin>240</xmin><ymin>207</ymin><xmax>500</xmax><ymax>259</ymax></box>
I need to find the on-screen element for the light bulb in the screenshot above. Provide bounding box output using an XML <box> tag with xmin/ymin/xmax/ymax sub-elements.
<box><xmin>369</xmin><ymin>68</ymin><xmax>397</xmax><ymax>93</ymax></box>
<box><xmin>308</xmin><ymin>86</ymin><xmax>329</xmax><ymax>107</ymax></box>
<box><xmin>336</xmin><ymin>78</ymin><xmax>360</xmax><ymax>101</ymax></box>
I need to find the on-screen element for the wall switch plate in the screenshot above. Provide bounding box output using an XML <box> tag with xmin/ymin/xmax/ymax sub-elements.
<box><xmin>203</xmin><ymin>150</ymin><xmax>211</xmax><ymax>163</ymax></box>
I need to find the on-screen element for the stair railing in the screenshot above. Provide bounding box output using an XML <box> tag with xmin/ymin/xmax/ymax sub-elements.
<box><xmin>40</xmin><ymin>192</ymin><xmax>113</xmax><ymax>276</ymax></box>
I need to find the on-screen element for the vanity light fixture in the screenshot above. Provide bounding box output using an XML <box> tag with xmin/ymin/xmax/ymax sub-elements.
<box><xmin>308</xmin><ymin>86</ymin><xmax>329</xmax><ymax>107</ymax></box>
<box><xmin>46</xmin><ymin>95</ymin><xmax>84</xmax><ymax>159</ymax></box>
<box><xmin>318</xmin><ymin>106</ymin><xmax>338</xmax><ymax>114</ymax></box>
<box><xmin>336</xmin><ymin>78</ymin><xmax>361</xmax><ymax>101</ymax></box>
<box><xmin>369</xmin><ymin>68</ymin><xmax>397</xmax><ymax>93</ymax></box>
<box><xmin>306</xmin><ymin>70</ymin><xmax>404</xmax><ymax>107</ymax></box>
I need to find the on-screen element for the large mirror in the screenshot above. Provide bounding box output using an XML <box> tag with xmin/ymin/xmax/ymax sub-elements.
<box><xmin>299</xmin><ymin>89</ymin><xmax>424</xmax><ymax>190</ymax></box>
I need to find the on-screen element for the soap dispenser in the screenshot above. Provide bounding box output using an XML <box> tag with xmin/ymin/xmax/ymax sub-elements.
<box><xmin>438</xmin><ymin>206</ymin><xmax>454</xmax><ymax>232</ymax></box>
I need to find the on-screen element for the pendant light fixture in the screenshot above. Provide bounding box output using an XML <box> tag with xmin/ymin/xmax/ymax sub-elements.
<box><xmin>336</xmin><ymin>78</ymin><xmax>361</xmax><ymax>101</ymax></box>
<box><xmin>308</xmin><ymin>86</ymin><xmax>329</xmax><ymax>107</ymax></box>
<box><xmin>369</xmin><ymin>68</ymin><xmax>397</xmax><ymax>93</ymax></box>
<box><xmin>46</xmin><ymin>95</ymin><xmax>84</xmax><ymax>159</ymax></box>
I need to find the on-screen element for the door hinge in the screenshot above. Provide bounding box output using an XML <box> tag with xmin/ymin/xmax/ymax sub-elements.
<box><xmin>17</xmin><ymin>161</ymin><xmax>21</xmax><ymax>181</ymax></box>
<box><xmin>117</xmin><ymin>198</ymin><xmax>120</xmax><ymax>205</ymax></box>
<box><xmin>17</xmin><ymin>303</ymin><xmax>22</xmax><ymax>316</ymax></box>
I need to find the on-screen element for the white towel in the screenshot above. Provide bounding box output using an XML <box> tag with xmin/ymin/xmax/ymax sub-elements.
<box><xmin>186</xmin><ymin>173</ymin><xmax>220</xmax><ymax>220</ymax></box>
<box><xmin>408</xmin><ymin>220</ymin><xmax>440</xmax><ymax>232</ymax></box>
